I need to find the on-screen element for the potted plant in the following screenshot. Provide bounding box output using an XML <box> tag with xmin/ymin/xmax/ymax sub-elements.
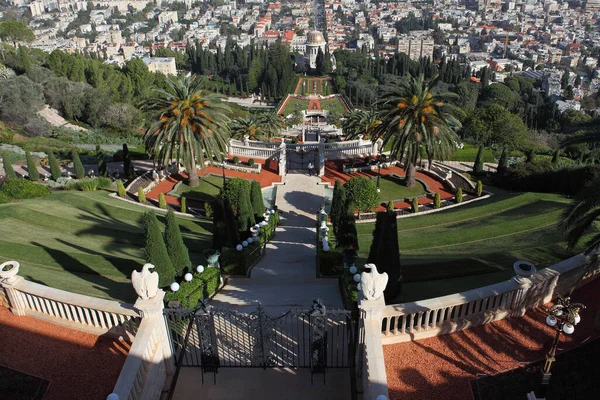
<box><xmin>513</xmin><ymin>260</ymin><xmax>536</xmax><ymax>277</ymax></box>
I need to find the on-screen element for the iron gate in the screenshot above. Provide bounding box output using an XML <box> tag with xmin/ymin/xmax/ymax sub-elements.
<box><xmin>165</xmin><ymin>300</ymin><xmax>357</xmax><ymax>373</ymax></box>
<box><xmin>286</xmin><ymin>148</ymin><xmax>319</xmax><ymax>173</ymax></box>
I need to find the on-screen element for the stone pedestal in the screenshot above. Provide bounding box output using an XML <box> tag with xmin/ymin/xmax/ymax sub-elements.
<box><xmin>1</xmin><ymin>275</ymin><xmax>27</xmax><ymax>316</ymax></box>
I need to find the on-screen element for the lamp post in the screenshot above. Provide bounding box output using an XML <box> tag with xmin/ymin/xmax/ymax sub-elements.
<box><xmin>376</xmin><ymin>160</ymin><xmax>382</xmax><ymax>193</ymax></box>
<box><xmin>536</xmin><ymin>295</ymin><xmax>585</xmax><ymax>397</ymax></box>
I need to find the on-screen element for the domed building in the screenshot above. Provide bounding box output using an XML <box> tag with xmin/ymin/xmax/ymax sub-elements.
<box><xmin>305</xmin><ymin>31</ymin><xmax>327</xmax><ymax>69</ymax></box>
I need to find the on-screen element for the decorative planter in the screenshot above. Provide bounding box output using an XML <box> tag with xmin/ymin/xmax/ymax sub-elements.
<box><xmin>0</xmin><ymin>261</ymin><xmax>20</xmax><ymax>283</ymax></box>
<box><xmin>250</xmin><ymin>226</ymin><xmax>259</xmax><ymax>237</ymax></box>
<box><xmin>513</xmin><ymin>260</ymin><xmax>536</xmax><ymax>277</ymax></box>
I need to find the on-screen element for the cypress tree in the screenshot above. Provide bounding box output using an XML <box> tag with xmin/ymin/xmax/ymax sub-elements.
<box><xmin>143</xmin><ymin>211</ymin><xmax>175</xmax><ymax>287</ymax></box>
<box><xmin>180</xmin><ymin>197</ymin><xmax>187</xmax><ymax>213</ymax></box>
<box><xmin>1</xmin><ymin>152</ymin><xmax>16</xmax><ymax>179</ymax></box>
<box><xmin>72</xmin><ymin>149</ymin><xmax>85</xmax><ymax>179</ymax></box>
<box><xmin>250</xmin><ymin>180</ymin><xmax>264</xmax><ymax>219</ymax></box>
<box><xmin>117</xmin><ymin>180</ymin><xmax>126</xmax><ymax>197</ymax></box>
<box><xmin>434</xmin><ymin>192</ymin><xmax>441</xmax><ymax>209</ymax></box>
<box><xmin>497</xmin><ymin>146</ymin><xmax>508</xmax><ymax>174</ymax></box>
<box><xmin>412</xmin><ymin>197</ymin><xmax>419</xmax><ymax>213</ymax></box>
<box><xmin>138</xmin><ymin>186</ymin><xmax>146</xmax><ymax>204</ymax></box>
<box><xmin>26</xmin><ymin>151</ymin><xmax>39</xmax><ymax>181</ymax></box>
<box><xmin>367</xmin><ymin>210</ymin><xmax>402</xmax><ymax>302</ymax></box>
<box><xmin>473</xmin><ymin>145</ymin><xmax>484</xmax><ymax>175</ymax></box>
<box><xmin>456</xmin><ymin>188</ymin><xmax>463</xmax><ymax>203</ymax></box>
<box><xmin>387</xmin><ymin>200</ymin><xmax>394</xmax><ymax>212</ymax></box>
<box><xmin>330</xmin><ymin>180</ymin><xmax>346</xmax><ymax>234</ymax></box>
<box><xmin>164</xmin><ymin>209</ymin><xmax>191</xmax><ymax>276</ymax></box>
<box><xmin>158</xmin><ymin>193</ymin><xmax>167</xmax><ymax>209</ymax></box>
<box><xmin>123</xmin><ymin>143</ymin><xmax>134</xmax><ymax>178</ymax></box>
<box><xmin>96</xmin><ymin>145</ymin><xmax>107</xmax><ymax>177</ymax></box>
<box><xmin>336</xmin><ymin>200</ymin><xmax>359</xmax><ymax>257</ymax></box>
<box><xmin>476</xmin><ymin>180</ymin><xmax>483</xmax><ymax>197</ymax></box>
<box><xmin>212</xmin><ymin>198</ymin><xmax>228</xmax><ymax>250</ymax></box>
<box><xmin>224</xmin><ymin>198</ymin><xmax>240</xmax><ymax>246</ymax></box>
<box><xmin>48</xmin><ymin>151</ymin><xmax>61</xmax><ymax>180</ymax></box>
<box><xmin>237</xmin><ymin>183</ymin><xmax>254</xmax><ymax>232</ymax></box>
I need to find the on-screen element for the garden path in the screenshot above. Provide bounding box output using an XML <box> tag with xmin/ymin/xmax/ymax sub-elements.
<box><xmin>211</xmin><ymin>173</ymin><xmax>343</xmax><ymax>313</ymax></box>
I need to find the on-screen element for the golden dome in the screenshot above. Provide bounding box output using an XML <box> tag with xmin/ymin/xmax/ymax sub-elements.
<box><xmin>307</xmin><ymin>31</ymin><xmax>326</xmax><ymax>45</ymax></box>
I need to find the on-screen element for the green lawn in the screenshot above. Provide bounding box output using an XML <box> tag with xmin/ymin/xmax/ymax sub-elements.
<box><xmin>320</xmin><ymin>98</ymin><xmax>348</xmax><ymax>114</ymax></box>
<box><xmin>281</xmin><ymin>98</ymin><xmax>309</xmax><ymax>115</ymax></box>
<box><xmin>355</xmin><ymin>188</ymin><xmax>590</xmax><ymax>302</ymax></box>
<box><xmin>451</xmin><ymin>144</ymin><xmax>496</xmax><ymax>163</ymax></box>
<box><xmin>172</xmin><ymin>175</ymin><xmax>227</xmax><ymax>203</ymax></box>
<box><xmin>375</xmin><ymin>175</ymin><xmax>427</xmax><ymax>202</ymax></box>
<box><xmin>0</xmin><ymin>191</ymin><xmax>212</xmax><ymax>302</ymax></box>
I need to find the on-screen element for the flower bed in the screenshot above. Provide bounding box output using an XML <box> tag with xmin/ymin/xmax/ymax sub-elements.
<box><xmin>212</xmin><ymin>160</ymin><xmax>262</xmax><ymax>174</ymax></box>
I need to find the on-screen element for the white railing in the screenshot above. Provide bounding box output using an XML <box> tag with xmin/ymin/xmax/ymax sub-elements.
<box><xmin>359</xmin><ymin>297</ymin><xmax>390</xmax><ymax>400</ymax></box>
<box><xmin>108</xmin><ymin>291</ymin><xmax>174</xmax><ymax>400</ymax></box>
<box><xmin>325</xmin><ymin>145</ymin><xmax>376</xmax><ymax>160</ymax></box>
<box><xmin>2</xmin><ymin>276</ymin><xmax>140</xmax><ymax>337</ymax></box>
<box><xmin>380</xmin><ymin>254</ymin><xmax>595</xmax><ymax>344</ymax></box>
<box><xmin>229</xmin><ymin>144</ymin><xmax>280</xmax><ymax>159</ymax></box>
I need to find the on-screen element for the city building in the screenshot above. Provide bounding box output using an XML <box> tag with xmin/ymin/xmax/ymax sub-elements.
<box><xmin>142</xmin><ymin>57</ymin><xmax>177</xmax><ymax>75</ymax></box>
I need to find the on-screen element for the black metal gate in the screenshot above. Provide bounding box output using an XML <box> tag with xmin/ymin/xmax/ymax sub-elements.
<box><xmin>165</xmin><ymin>300</ymin><xmax>357</xmax><ymax>385</ymax></box>
<box><xmin>286</xmin><ymin>147</ymin><xmax>319</xmax><ymax>173</ymax></box>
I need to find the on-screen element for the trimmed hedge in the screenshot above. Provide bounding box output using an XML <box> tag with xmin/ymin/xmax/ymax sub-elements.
<box><xmin>164</xmin><ymin>267</ymin><xmax>221</xmax><ymax>308</ymax></box>
<box><xmin>0</xmin><ymin>191</ymin><xmax>12</xmax><ymax>204</ymax></box>
<box><xmin>221</xmin><ymin>243</ymin><xmax>262</xmax><ymax>276</ymax></box>
<box><xmin>0</xmin><ymin>178</ymin><xmax>50</xmax><ymax>199</ymax></box>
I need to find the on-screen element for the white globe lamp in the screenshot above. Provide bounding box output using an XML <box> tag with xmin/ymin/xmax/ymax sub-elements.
<box><xmin>545</xmin><ymin>315</ymin><xmax>557</xmax><ymax>327</ymax></box>
<box><xmin>196</xmin><ymin>265</ymin><xmax>205</xmax><ymax>273</ymax></box>
<box><xmin>170</xmin><ymin>282</ymin><xmax>180</xmax><ymax>292</ymax></box>
<box><xmin>242</xmin><ymin>240</ymin><xmax>248</xmax><ymax>247</ymax></box>
<box><xmin>562</xmin><ymin>323</ymin><xmax>575</xmax><ymax>335</ymax></box>
<box><xmin>247</xmin><ymin>237</ymin><xmax>253</xmax><ymax>244</ymax></box>
<box><xmin>353</xmin><ymin>273</ymin><xmax>361</xmax><ymax>283</ymax></box>
<box><xmin>574</xmin><ymin>314</ymin><xmax>581</xmax><ymax>325</ymax></box>
<box><xmin>184</xmin><ymin>273</ymin><xmax>193</xmax><ymax>282</ymax></box>
<box><xmin>236</xmin><ymin>244</ymin><xmax>243</xmax><ymax>251</ymax></box>
<box><xmin>349</xmin><ymin>266</ymin><xmax>357</xmax><ymax>274</ymax></box>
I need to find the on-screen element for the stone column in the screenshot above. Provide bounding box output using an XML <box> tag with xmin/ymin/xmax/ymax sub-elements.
<box><xmin>134</xmin><ymin>290</ymin><xmax>175</xmax><ymax>375</ymax></box>
<box><xmin>2</xmin><ymin>275</ymin><xmax>28</xmax><ymax>316</ymax></box>
<box><xmin>358</xmin><ymin>294</ymin><xmax>389</xmax><ymax>400</ymax></box>
<box><xmin>318</xmin><ymin>140</ymin><xmax>325</xmax><ymax>177</ymax></box>
<box><xmin>510</xmin><ymin>275</ymin><xmax>533</xmax><ymax>317</ymax></box>
<box><xmin>278</xmin><ymin>141</ymin><xmax>286</xmax><ymax>177</ymax></box>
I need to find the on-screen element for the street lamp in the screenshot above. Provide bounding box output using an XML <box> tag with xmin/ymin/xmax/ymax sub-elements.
<box><xmin>536</xmin><ymin>295</ymin><xmax>585</xmax><ymax>397</ymax></box>
<box><xmin>376</xmin><ymin>159</ymin><xmax>382</xmax><ymax>193</ymax></box>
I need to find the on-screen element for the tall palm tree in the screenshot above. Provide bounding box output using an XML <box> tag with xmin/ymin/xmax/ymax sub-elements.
<box><xmin>141</xmin><ymin>75</ymin><xmax>231</xmax><ymax>187</ymax></box>
<box><xmin>256</xmin><ymin>111</ymin><xmax>284</xmax><ymax>139</ymax></box>
<box><xmin>342</xmin><ymin>108</ymin><xmax>382</xmax><ymax>140</ymax></box>
<box><xmin>231</xmin><ymin>116</ymin><xmax>261</xmax><ymax>140</ymax></box>
<box><xmin>376</xmin><ymin>74</ymin><xmax>461</xmax><ymax>186</ymax></box>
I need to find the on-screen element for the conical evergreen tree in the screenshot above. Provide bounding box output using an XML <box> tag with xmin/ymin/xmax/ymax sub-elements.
<box><xmin>1</xmin><ymin>152</ymin><xmax>16</xmax><ymax>179</ymax></box>
<box><xmin>250</xmin><ymin>180</ymin><xmax>264</xmax><ymax>219</ymax></box>
<box><xmin>367</xmin><ymin>210</ymin><xmax>402</xmax><ymax>301</ymax></box>
<box><xmin>25</xmin><ymin>151</ymin><xmax>39</xmax><ymax>181</ymax></box>
<box><xmin>123</xmin><ymin>143</ymin><xmax>134</xmax><ymax>178</ymax></box>
<box><xmin>551</xmin><ymin>149</ymin><xmax>560</xmax><ymax>164</ymax></box>
<box><xmin>497</xmin><ymin>146</ymin><xmax>508</xmax><ymax>174</ymax></box>
<box><xmin>336</xmin><ymin>200</ymin><xmax>359</xmax><ymax>256</ymax></box>
<box><xmin>330</xmin><ymin>180</ymin><xmax>346</xmax><ymax>234</ymax></box>
<box><xmin>224</xmin><ymin>198</ymin><xmax>240</xmax><ymax>246</ymax></box>
<box><xmin>143</xmin><ymin>211</ymin><xmax>175</xmax><ymax>287</ymax></box>
<box><xmin>48</xmin><ymin>151</ymin><xmax>61</xmax><ymax>180</ymax></box>
<box><xmin>212</xmin><ymin>198</ymin><xmax>229</xmax><ymax>250</ymax></box>
<box><xmin>164</xmin><ymin>209</ymin><xmax>191</xmax><ymax>276</ymax></box>
<box><xmin>473</xmin><ymin>144</ymin><xmax>484</xmax><ymax>175</ymax></box>
<box><xmin>72</xmin><ymin>149</ymin><xmax>85</xmax><ymax>179</ymax></box>
<box><xmin>96</xmin><ymin>145</ymin><xmax>107</xmax><ymax>177</ymax></box>
<box><xmin>237</xmin><ymin>183</ymin><xmax>254</xmax><ymax>232</ymax></box>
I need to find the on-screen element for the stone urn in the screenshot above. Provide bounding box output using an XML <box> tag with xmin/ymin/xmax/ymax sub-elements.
<box><xmin>250</xmin><ymin>224</ymin><xmax>260</xmax><ymax>237</ymax></box>
<box><xmin>513</xmin><ymin>260</ymin><xmax>536</xmax><ymax>277</ymax></box>
<box><xmin>0</xmin><ymin>261</ymin><xmax>20</xmax><ymax>283</ymax></box>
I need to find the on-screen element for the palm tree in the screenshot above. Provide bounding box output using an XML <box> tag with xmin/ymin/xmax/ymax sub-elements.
<box><xmin>231</xmin><ymin>112</ymin><xmax>283</xmax><ymax>141</ymax></box>
<box><xmin>141</xmin><ymin>75</ymin><xmax>231</xmax><ymax>187</ymax></box>
<box><xmin>376</xmin><ymin>74</ymin><xmax>461</xmax><ymax>186</ymax></box>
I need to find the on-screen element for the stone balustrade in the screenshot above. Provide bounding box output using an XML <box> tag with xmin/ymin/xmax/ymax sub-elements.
<box><xmin>1</xmin><ymin>274</ymin><xmax>140</xmax><ymax>338</ymax></box>
<box><xmin>359</xmin><ymin>296</ymin><xmax>390</xmax><ymax>400</ymax></box>
<box><xmin>380</xmin><ymin>254</ymin><xmax>595</xmax><ymax>344</ymax></box>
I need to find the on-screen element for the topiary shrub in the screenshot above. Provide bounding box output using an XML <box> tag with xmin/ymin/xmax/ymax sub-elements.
<box><xmin>26</xmin><ymin>151</ymin><xmax>39</xmax><ymax>181</ymax></box>
<box><xmin>434</xmin><ymin>192</ymin><xmax>441</xmax><ymax>209</ymax></box>
<box><xmin>143</xmin><ymin>210</ymin><xmax>175</xmax><ymax>287</ymax></box>
<box><xmin>96</xmin><ymin>145</ymin><xmax>107</xmax><ymax>177</ymax></box>
<box><xmin>158</xmin><ymin>193</ymin><xmax>167</xmax><ymax>209</ymax></box>
<box><xmin>249</xmin><ymin>180</ymin><xmax>263</xmax><ymax>219</ymax></box>
<box><xmin>2</xmin><ymin>152</ymin><xmax>17</xmax><ymax>179</ymax></box>
<box><xmin>72</xmin><ymin>149</ymin><xmax>85</xmax><ymax>179</ymax></box>
<box><xmin>117</xmin><ymin>180</ymin><xmax>126</xmax><ymax>197</ymax></box>
<box><xmin>233</xmin><ymin>156</ymin><xmax>240</xmax><ymax>164</ymax></box>
<box><xmin>76</xmin><ymin>177</ymin><xmax>112</xmax><ymax>191</ymax></box>
<box><xmin>387</xmin><ymin>200</ymin><xmax>394</xmax><ymax>212</ymax></box>
<box><xmin>47</xmin><ymin>151</ymin><xmax>61</xmax><ymax>180</ymax></box>
<box><xmin>164</xmin><ymin>209</ymin><xmax>191</xmax><ymax>276</ymax></box>
<box><xmin>476</xmin><ymin>180</ymin><xmax>483</xmax><ymax>197</ymax></box>
<box><xmin>204</xmin><ymin>201</ymin><xmax>213</xmax><ymax>217</ymax></box>
<box><xmin>0</xmin><ymin>178</ymin><xmax>50</xmax><ymax>199</ymax></box>
<box><xmin>180</xmin><ymin>197</ymin><xmax>187</xmax><ymax>213</ymax></box>
<box><xmin>138</xmin><ymin>186</ymin><xmax>146</xmax><ymax>204</ymax></box>
<box><xmin>473</xmin><ymin>145</ymin><xmax>484</xmax><ymax>175</ymax></box>
<box><xmin>0</xmin><ymin>191</ymin><xmax>11</xmax><ymax>204</ymax></box>
<box><xmin>344</xmin><ymin>176</ymin><xmax>379</xmax><ymax>215</ymax></box>
<box><xmin>456</xmin><ymin>188</ymin><xmax>463</xmax><ymax>203</ymax></box>
<box><xmin>412</xmin><ymin>197</ymin><xmax>419</xmax><ymax>213</ymax></box>
<box><xmin>220</xmin><ymin>177</ymin><xmax>252</xmax><ymax>214</ymax></box>
<box><xmin>248</xmin><ymin>158</ymin><xmax>255</xmax><ymax>167</ymax></box>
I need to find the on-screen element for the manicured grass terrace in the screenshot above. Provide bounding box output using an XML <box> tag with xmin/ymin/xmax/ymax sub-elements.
<box><xmin>281</xmin><ymin>98</ymin><xmax>309</xmax><ymax>115</ymax></box>
<box><xmin>374</xmin><ymin>175</ymin><xmax>427</xmax><ymax>202</ymax></box>
<box><xmin>0</xmin><ymin>191</ymin><xmax>212</xmax><ymax>302</ymax></box>
<box><xmin>355</xmin><ymin>187</ymin><xmax>589</xmax><ymax>302</ymax></box>
<box><xmin>172</xmin><ymin>174</ymin><xmax>227</xmax><ymax>203</ymax></box>
<box><xmin>319</xmin><ymin>98</ymin><xmax>348</xmax><ymax>113</ymax></box>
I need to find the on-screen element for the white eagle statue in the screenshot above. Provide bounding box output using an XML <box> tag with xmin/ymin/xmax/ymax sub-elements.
<box><xmin>131</xmin><ymin>263</ymin><xmax>159</xmax><ymax>300</ymax></box>
<box><xmin>360</xmin><ymin>263</ymin><xmax>388</xmax><ymax>301</ymax></box>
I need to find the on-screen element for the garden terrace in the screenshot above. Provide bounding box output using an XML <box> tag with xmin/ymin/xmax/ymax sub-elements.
<box><xmin>0</xmin><ymin>191</ymin><xmax>212</xmax><ymax>302</ymax></box>
<box><xmin>355</xmin><ymin>189</ymin><xmax>586</xmax><ymax>303</ymax></box>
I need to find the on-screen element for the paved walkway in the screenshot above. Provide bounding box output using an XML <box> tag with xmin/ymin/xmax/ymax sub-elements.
<box><xmin>211</xmin><ymin>173</ymin><xmax>342</xmax><ymax>313</ymax></box>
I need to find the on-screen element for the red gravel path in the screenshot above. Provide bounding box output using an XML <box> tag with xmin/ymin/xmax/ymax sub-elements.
<box><xmin>146</xmin><ymin>157</ymin><xmax>282</xmax><ymax>208</ymax></box>
<box><xmin>0</xmin><ymin>306</ymin><xmax>128</xmax><ymax>400</ymax></box>
<box><xmin>308</xmin><ymin>96</ymin><xmax>322</xmax><ymax>111</ymax></box>
<box><xmin>322</xmin><ymin>159</ymin><xmax>455</xmax><ymax>211</ymax></box>
<box><xmin>384</xmin><ymin>278</ymin><xmax>600</xmax><ymax>400</ymax></box>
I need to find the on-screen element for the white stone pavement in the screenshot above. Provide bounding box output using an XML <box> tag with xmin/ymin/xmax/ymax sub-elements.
<box><xmin>211</xmin><ymin>173</ymin><xmax>343</xmax><ymax>313</ymax></box>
